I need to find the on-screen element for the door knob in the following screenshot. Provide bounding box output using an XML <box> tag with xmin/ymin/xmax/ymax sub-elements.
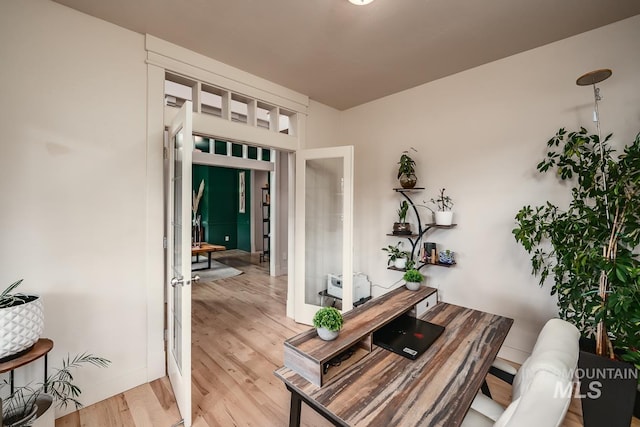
<box><xmin>170</xmin><ymin>277</ymin><xmax>185</xmax><ymax>287</ymax></box>
<box><xmin>192</xmin><ymin>275</ymin><xmax>200</xmax><ymax>283</ymax></box>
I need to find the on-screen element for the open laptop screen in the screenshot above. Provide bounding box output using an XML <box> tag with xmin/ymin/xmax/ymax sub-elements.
<box><xmin>373</xmin><ymin>314</ymin><xmax>445</xmax><ymax>360</ymax></box>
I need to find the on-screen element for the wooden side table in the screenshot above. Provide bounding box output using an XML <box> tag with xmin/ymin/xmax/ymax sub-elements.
<box><xmin>0</xmin><ymin>338</ymin><xmax>53</xmax><ymax>394</ymax></box>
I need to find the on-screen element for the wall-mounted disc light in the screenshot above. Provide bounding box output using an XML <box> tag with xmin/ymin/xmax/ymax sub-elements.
<box><xmin>349</xmin><ymin>0</ymin><xmax>375</xmax><ymax>5</ymax></box>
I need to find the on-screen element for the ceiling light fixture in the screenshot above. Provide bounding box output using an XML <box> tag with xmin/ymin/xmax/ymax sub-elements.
<box><xmin>348</xmin><ymin>0</ymin><xmax>375</xmax><ymax>5</ymax></box>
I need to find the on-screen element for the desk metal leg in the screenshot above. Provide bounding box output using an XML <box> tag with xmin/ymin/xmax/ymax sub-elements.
<box><xmin>289</xmin><ymin>391</ymin><xmax>302</xmax><ymax>427</ymax></box>
<box><xmin>207</xmin><ymin>252</ymin><xmax>212</xmax><ymax>269</ymax></box>
<box><xmin>285</xmin><ymin>385</ymin><xmax>346</xmax><ymax>427</ymax></box>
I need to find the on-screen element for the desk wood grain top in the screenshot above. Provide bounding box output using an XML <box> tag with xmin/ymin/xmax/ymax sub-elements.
<box><xmin>275</xmin><ymin>303</ymin><xmax>513</xmax><ymax>427</ymax></box>
<box><xmin>286</xmin><ymin>286</ymin><xmax>437</xmax><ymax>364</ymax></box>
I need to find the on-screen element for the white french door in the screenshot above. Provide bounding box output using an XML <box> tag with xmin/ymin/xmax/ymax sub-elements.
<box><xmin>167</xmin><ymin>101</ymin><xmax>193</xmax><ymax>427</ymax></box>
<box><xmin>294</xmin><ymin>146</ymin><xmax>354</xmax><ymax>324</ymax></box>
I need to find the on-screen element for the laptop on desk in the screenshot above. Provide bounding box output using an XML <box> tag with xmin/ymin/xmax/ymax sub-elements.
<box><xmin>373</xmin><ymin>313</ymin><xmax>445</xmax><ymax>360</ymax></box>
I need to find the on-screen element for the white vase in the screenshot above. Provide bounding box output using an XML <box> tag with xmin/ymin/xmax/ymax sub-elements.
<box><xmin>32</xmin><ymin>394</ymin><xmax>55</xmax><ymax>427</ymax></box>
<box><xmin>435</xmin><ymin>211</ymin><xmax>453</xmax><ymax>226</ymax></box>
<box><xmin>0</xmin><ymin>296</ymin><xmax>44</xmax><ymax>360</ymax></box>
<box><xmin>317</xmin><ymin>327</ymin><xmax>339</xmax><ymax>341</ymax></box>
<box><xmin>405</xmin><ymin>281</ymin><xmax>421</xmax><ymax>291</ymax></box>
<box><xmin>394</xmin><ymin>258</ymin><xmax>407</xmax><ymax>269</ymax></box>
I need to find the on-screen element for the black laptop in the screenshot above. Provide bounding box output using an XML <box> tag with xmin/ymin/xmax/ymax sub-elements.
<box><xmin>373</xmin><ymin>314</ymin><xmax>445</xmax><ymax>360</ymax></box>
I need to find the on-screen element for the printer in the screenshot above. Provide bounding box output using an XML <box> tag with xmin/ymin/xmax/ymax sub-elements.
<box><xmin>327</xmin><ymin>273</ymin><xmax>371</xmax><ymax>302</ymax></box>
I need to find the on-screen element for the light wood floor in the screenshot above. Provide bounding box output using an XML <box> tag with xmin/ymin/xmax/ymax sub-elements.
<box><xmin>57</xmin><ymin>250</ymin><xmax>639</xmax><ymax>426</ymax></box>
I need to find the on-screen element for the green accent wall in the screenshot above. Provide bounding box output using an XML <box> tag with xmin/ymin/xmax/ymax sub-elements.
<box><xmin>192</xmin><ymin>165</ymin><xmax>251</xmax><ymax>251</ymax></box>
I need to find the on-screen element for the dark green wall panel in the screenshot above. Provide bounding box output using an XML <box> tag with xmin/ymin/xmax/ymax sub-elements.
<box><xmin>192</xmin><ymin>165</ymin><xmax>251</xmax><ymax>251</ymax></box>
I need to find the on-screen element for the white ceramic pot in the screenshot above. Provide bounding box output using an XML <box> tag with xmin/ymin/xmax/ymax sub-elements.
<box><xmin>394</xmin><ymin>257</ymin><xmax>407</xmax><ymax>269</ymax></box>
<box><xmin>434</xmin><ymin>211</ymin><xmax>453</xmax><ymax>226</ymax></box>
<box><xmin>32</xmin><ymin>394</ymin><xmax>55</xmax><ymax>427</ymax></box>
<box><xmin>405</xmin><ymin>281</ymin><xmax>421</xmax><ymax>291</ymax></box>
<box><xmin>0</xmin><ymin>296</ymin><xmax>44</xmax><ymax>360</ymax></box>
<box><xmin>317</xmin><ymin>327</ymin><xmax>339</xmax><ymax>341</ymax></box>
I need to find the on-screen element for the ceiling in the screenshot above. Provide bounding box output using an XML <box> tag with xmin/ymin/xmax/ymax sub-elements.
<box><xmin>53</xmin><ymin>0</ymin><xmax>640</xmax><ymax>110</ymax></box>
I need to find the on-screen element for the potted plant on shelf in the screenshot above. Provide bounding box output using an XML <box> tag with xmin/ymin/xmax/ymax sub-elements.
<box><xmin>313</xmin><ymin>307</ymin><xmax>344</xmax><ymax>341</ymax></box>
<box><xmin>427</xmin><ymin>188</ymin><xmax>454</xmax><ymax>225</ymax></box>
<box><xmin>382</xmin><ymin>242</ymin><xmax>410</xmax><ymax>269</ymax></box>
<box><xmin>0</xmin><ymin>279</ymin><xmax>44</xmax><ymax>362</ymax></box>
<box><xmin>1</xmin><ymin>353</ymin><xmax>110</xmax><ymax>427</ymax></box>
<box><xmin>403</xmin><ymin>269</ymin><xmax>424</xmax><ymax>291</ymax></box>
<box><xmin>397</xmin><ymin>151</ymin><xmax>418</xmax><ymax>189</ymax></box>
<box><xmin>512</xmin><ymin>127</ymin><xmax>640</xmax><ymax>426</ymax></box>
<box><xmin>393</xmin><ymin>201</ymin><xmax>411</xmax><ymax>235</ymax></box>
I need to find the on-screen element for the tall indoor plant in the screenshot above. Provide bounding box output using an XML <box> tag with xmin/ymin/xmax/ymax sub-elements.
<box><xmin>512</xmin><ymin>128</ymin><xmax>640</xmax><ymax>423</ymax></box>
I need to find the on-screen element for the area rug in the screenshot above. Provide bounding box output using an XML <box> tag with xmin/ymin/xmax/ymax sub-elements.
<box><xmin>191</xmin><ymin>259</ymin><xmax>243</xmax><ymax>281</ymax></box>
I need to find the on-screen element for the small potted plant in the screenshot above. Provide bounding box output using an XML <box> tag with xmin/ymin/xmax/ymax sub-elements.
<box><xmin>382</xmin><ymin>242</ymin><xmax>410</xmax><ymax>269</ymax></box>
<box><xmin>428</xmin><ymin>188</ymin><xmax>454</xmax><ymax>225</ymax></box>
<box><xmin>1</xmin><ymin>353</ymin><xmax>110</xmax><ymax>427</ymax></box>
<box><xmin>313</xmin><ymin>307</ymin><xmax>344</xmax><ymax>341</ymax></box>
<box><xmin>392</xmin><ymin>201</ymin><xmax>411</xmax><ymax>235</ymax></box>
<box><xmin>397</xmin><ymin>151</ymin><xmax>417</xmax><ymax>189</ymax></box>
<box><xmin>403</xmin><ymin>269</ymin><xmax>424</xmax><ymax>291</ymax></box>
<box><xmin>0</xmin><ymin>279</ymin><xmax>44</xmax><ymax>361</ymax></box>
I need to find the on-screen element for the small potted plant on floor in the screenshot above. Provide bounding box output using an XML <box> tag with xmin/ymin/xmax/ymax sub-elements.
<box><xmin>397</xmin><ymin>151</ymin><xmax>418</xmax><ymax>189</ymax></box>
<box><xmin>392</xmin><ymin>201</ymin><xmax>412</xmax><ymax>235</ymax></box>
<box><xmin>427</xmin><ymin>188</ymin><xmax>454</xmax><ymax>225</ymax></box>
<box><xmin>313</xmin><ymin>307</ymin><xmax>344</xmax><ymax>341</ymax></box>
<box><xmin>0</xmin><ymin>279</ymin><xmax>44</xmax><ymax>361</ymax></box>
<box><xmin>382</xmin><ymin>242</ymin><xmax>410</xmax><ymax>269</ymax></box>
<box><xmin>1</xmin><ymin>353</ymin><xmax>110</xmax><ymax>427</ymax></box>
<box><xmin>403</xmin><ymin>269</ymin><xmax>424</xmax><ymax>291</ymax></box>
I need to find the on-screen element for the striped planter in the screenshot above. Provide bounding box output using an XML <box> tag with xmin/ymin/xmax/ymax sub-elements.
<box><xmin>0</xmin><ymin>296</ymin><xmax>44</xmax><ymax>360</ymax></box>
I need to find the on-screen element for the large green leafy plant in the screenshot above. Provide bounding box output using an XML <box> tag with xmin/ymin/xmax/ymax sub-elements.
<box><xmin>513</xmin><ymin>128</ymin><xmax>640</xmax><ymax>369</ymax></box>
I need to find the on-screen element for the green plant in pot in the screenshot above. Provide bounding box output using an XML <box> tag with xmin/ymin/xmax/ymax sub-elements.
<box><xmin>0</xmin><ymin>280</ymin><xmax>44</xmax><ymax>362</ymax></box>
<box><xmin>403</xmin><ymin>269</ymin><xmax>424</xmax><ymax>291</ymax></box>
<box><xmin>513</xmin><ymin>127</ymin><xmax>640</xmax><ymax>425</ymax></box>
<box><xmin>1</xmin><ymin>353</ymin><xmax>110</xmax><ymax>426</ymax></box>
<box><xmin>397</xmin><ymin>151</ymin><xmax>417</xmax><ymax>189</ymax></box>
<box><xmin>382</xmin><ymin>242</ymin><xmax>410</xmax><ymax>269</ymax></box>
<box><xmin>392</xmin><ymin>201</ymin><xmax>412</xmax><ymax>235</ymax></box>
<box><xmin>313</xmin><ymin>307</ymin><xmax>344</xmax><ymax>341</ymax></box>
<box><xmin>426</xmin><ymin>188</ymin><xmax>454</xmax><ymax>226</ymax></box>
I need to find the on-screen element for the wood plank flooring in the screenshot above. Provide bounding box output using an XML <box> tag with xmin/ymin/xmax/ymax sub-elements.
<box><xmin>57</xmin><ymin>250</ymin><xmax>639</xmax><ymax>427</ymax></box>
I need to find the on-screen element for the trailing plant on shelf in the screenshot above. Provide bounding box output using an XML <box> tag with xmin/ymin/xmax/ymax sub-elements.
<box><xmin>382</xmin><ymin>242</ymin><xmax>410</xmax><ymax>269</ymax></box>
<box><xmin>1</xmin><ymin>353</ymin><xmax>111</xmax><ymax>426</ymax></box>
<box><xmin>512</xmin><ymin>127</ymin><xmax>640</xmax><ymax>377</ymax></box>
<box><xmin>397</xmin><ymin>150</ymin><xmax>418</xmax><ymax>189</ymax></box>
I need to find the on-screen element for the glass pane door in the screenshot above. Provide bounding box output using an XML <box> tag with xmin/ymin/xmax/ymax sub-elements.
<box><xmin>167</xmin><ymin>101</ymin><xmax>193</xmax><ymax>427</ymax></box>
<box><xmin>295</xmin><ymin>147</ymin><xmax>353</xmax><ymax>324</ymax></box>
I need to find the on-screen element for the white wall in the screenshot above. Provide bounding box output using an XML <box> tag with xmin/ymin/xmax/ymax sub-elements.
<box><xmin>0</xmin><ymin>0</ymin><xmax>156</xmax><ymax>415</ymax></box>
<box><xmin>305</xmin><ymin>100</ymin><xmax>342</xmax><ymax>148</ymax></box>
<box><xmin>336</xmin><ymin>15</ymin><xmax>640</xmax><ymax>362</ymax></box>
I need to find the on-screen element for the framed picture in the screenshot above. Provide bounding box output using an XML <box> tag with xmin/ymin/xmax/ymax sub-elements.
<box><xmin>239</xmin><ymin>171</ymin><xmax>246</xmax><ymax>213</ymax></box>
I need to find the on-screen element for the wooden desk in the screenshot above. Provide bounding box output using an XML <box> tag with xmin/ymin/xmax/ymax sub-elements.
<box><xmin>191</xmin><ymin>243</ymin><xmax>225</xmax><ymax>270</ymax></box>
<box><xmin>275</xmin><ymin>292</ymin><xmax>512</xmax><ymax>427</ymax></box>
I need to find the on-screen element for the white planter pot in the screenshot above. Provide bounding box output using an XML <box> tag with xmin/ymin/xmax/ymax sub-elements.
<box><xmin>317</xmin><ymin>327</ymin><xmax>339</xmax><ymax>341</ymax></box>
<box><xmin>0</xmin><ymin>296</ymin><xmax>44</xmax><ymax>360</ymax></box>
<box><xmin>405</xmin><ymin>281</ymin><xmax>422</xmax><ymax>291</ymax></box>
<box><xmin>394</xmin><ymin>258</ymin><xmax>407</xmax><ymax>269</ymax></box>
<box><xmin>434</xmin><ymin>211</ymin><xmax>453</xmax><ymax>226</ymax></box>
<box><xmin>32</xmin><ymin>394</ymin><xmax>55</xmax><ymax>427</ymax></box>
